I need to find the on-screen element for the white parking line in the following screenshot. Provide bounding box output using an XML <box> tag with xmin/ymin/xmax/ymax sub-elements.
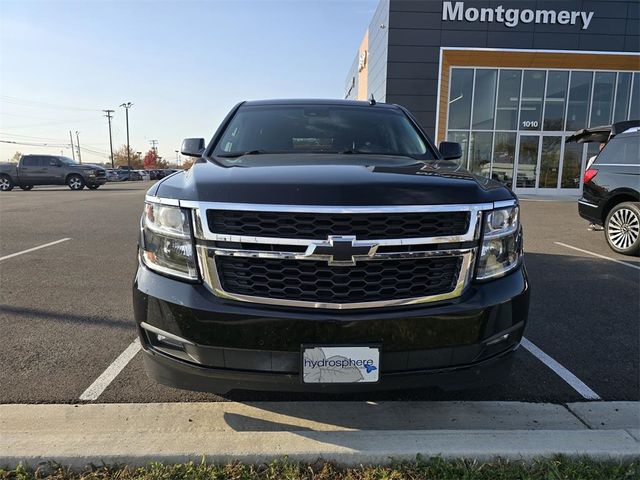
<box><xmin>521</xmin><ymin>337</ymin><xmax>601</xmax><ymax>400</ymax></box>
<box><xmin>0</xmin><ymin>238</ymin><xmax>71</xmax><ymax>262</ymax></box>
<box><xmin>79</xmin><ymin>339</ymin><xmax>141</xmax><ymax>401</ymax></box>
<box><xmin>555</xmin><ymin>242</ymin><xmax>640</xmax><ymax>271</ymax></box>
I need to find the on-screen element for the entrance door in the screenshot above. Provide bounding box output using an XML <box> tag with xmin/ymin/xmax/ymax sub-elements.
<box><xmin>513</xmin><ymin>134</ymin><xmax>540</xmax><ymax>193</ymax></box>
<box><xmin>513</xmin><ymin>134</ymin><xmax>566</xmax><ymax>194</ymax></box>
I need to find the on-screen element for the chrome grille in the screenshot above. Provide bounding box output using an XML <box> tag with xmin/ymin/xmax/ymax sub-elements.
<box><xmin>216</xmin><ymin>256</ymin><xmax>462</xmax><ymax>304</ymax></box>
<box><xmin>181</xmin><ymin>202</ymin><xmax>493</xmax><ymax>310</ymax></box>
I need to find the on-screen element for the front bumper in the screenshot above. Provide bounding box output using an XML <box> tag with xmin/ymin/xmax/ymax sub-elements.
<box><xmin>133</xmin><ymin>262</ymin><xmax>530</xmax><ymax>394</ymax></box>
<box><xmin>88</xmin><ymin>177</ymin><xmax>107</xmax><ymax>186</ymax></box>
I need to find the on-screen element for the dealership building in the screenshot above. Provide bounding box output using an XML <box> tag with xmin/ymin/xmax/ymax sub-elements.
<box><xmin>345</xmin><ymin>0</ymin><xmax>639</xmax><ymax>195</ymax></box>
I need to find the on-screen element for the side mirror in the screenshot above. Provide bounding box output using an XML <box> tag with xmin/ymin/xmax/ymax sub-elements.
<box><xmin>50</xmin><ymin>160</ymin><xmax>61</xmax><ymax>167</ymax></box>
<box><xmin>439</xmin><ymin>141</ymin><xmax>462</xmax><ymax>160</ymax></box>
<box><xmin>181</xmin><ymin>138</ymin><xmax>206</xmax><ymax>157</ymax></box>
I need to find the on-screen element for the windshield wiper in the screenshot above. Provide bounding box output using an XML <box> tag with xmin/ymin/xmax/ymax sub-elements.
<box><xmin>215</xmin><ymin>149</ymin><xmax>268</xmax><ymax>158</ymax></box>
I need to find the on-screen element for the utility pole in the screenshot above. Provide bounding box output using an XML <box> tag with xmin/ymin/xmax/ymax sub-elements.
<box><xmin>69</xmin><ymin>131</ymin><xmax>75</xmax><ymax>161</ymax></box>
<box><xmin>103</xmin><ymin>109</ymin><xmax>115</xmax><ymax>168</ymax></box>
<box><xmin>149</xmin><ymin>139</ymin><xmax>158</xmax><ymax>152</ymax></box>
<box><xmin>120</xmin><ymin>102</ymin><xmax>133</xmax><ymax>172</ymax></box>
<box><xmin>75</xmin><ymin>131</ymin><xmax>82</xmax><ymax>164</ymax></box>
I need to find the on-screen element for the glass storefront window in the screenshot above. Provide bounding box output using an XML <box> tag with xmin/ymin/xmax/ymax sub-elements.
<box><xmin>630</xmin><ymin>73</ymin><xmax>640</xmax><ymax>121</ymax></box>
<box><xmin>448</xmin><ymin>69</ymin><xmax>474</xmax><ymax>129</ymax></box>
<box><xmin>445</xmin><ymin>67</ymin><xmax>636</xmax><ymax>193</ymax></box>
<box><xmin>561</xmin><ymin>142</ymin><xmax>584</xmax><ymax>189</ymax></box>
<box><xmin>519</xmin><ymin>71</ymin><xmax>546</xmax><ymax>131</ymax></box>
<box><xmin>516</xmin><ymin>135</ymin><xmax>539</xmax><ymax>188</ymax></box>
<box><xmin>469</xmin><ymin>132</ymin><xmax>493</xmax><ymax>177</ymax></box>
<box><xmin>613</xmin><ymin>72</ymin><xmax>632</xmax><ymax>122</ymax></box>
<box><xmin>492</xmin><ymin>132</ymin><xmax>516</xmax><ymax>188</ymax></box>
<box><xmin>472</xmin><ymin>69</ymin><xmax>497</xmax><ymax>130</ymax></box>
<box><xmin>566</xmin><ymin>71</ymin><xmax>593</xmax><ymax>131</ymax></box>
<box><xmin>590</xmin><ymin>72</ymin><xmax>616</xmax><ymax>126</ymax></box>
<box><xmin>543</xmin><ymin>71</ymin><xmax>568</xmax><ymax>131</ymax></box>
<box><xmin>446</xmin><ymin>131</ymin><xmax>469</xmax><ymax>167</ymax></box>
<box><xmin>496</xmin><ymin>70</ymin><xmax>521</xmax><ymax>130</ymax></box>
<box><xmin>539</xmin><ymin>136</ymin><xmax>562</xmax><ymax>188</ymax></box>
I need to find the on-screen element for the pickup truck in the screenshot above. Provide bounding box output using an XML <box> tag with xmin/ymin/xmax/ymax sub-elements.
<box><xmin>134</xmin><ymin>99</ymin><xmax>530</xmax><ymax>394</ymax></box>
<box><xmin>0</xmin><ymin>154</ymin><xmax>107</xmax><ymax>191</ymax></box>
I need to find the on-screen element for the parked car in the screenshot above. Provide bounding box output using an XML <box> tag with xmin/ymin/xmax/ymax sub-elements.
<box><xmin>129</xmin><ymin>170</ymin><xmax>143</xmax><ymax>181</ymax></box>
<box><xmin>0</xmin><ymin>155</ymin><xmax>107</xmax><ymax>191</ymax></box>
<box><xmin>106</xmin><ymin>169</ymin><xmax>121</xmax><ymax>182</ymax></box>
<box><xmin>134</xmin><ymin>99</ymin><xmax>529</xmax><ymax>394</ymax></box>
<box><xmin>136</xmin><ymin>170</ymin><xmax>151</xmax><ymax>181</ymax></box>
<box><xmin>576</xmin><ymin>121</ymin><xmax>640</xmax><ymax>256</ymax></box>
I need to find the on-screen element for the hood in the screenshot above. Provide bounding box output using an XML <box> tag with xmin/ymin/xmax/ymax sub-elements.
<box><xmin>77</xmin><ymin>163</ymin><xmax>106</xmax><ymax>171</ymax></box>
<box><xmin>153</xmin><ymin>154</ymin><xmax>515</xmax><ymax>206</ymax></box>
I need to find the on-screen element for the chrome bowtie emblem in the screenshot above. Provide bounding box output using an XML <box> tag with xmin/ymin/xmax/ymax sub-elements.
<box><xmin>305</xmin><ymin>236</ymin><xmax>378</xmax><ymax>266</ymax></box>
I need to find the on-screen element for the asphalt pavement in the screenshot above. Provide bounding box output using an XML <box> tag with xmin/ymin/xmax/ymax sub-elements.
<box><xmin>0</xmin><ymin>182</ymin><xmax>638</xmax><ymax>404</ymax></box>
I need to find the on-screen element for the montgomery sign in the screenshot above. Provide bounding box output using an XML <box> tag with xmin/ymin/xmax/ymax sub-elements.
<box><xmin>443</xmin><ymin>2</ymin><xmax>595</xmax><ymax>30</ymax></box>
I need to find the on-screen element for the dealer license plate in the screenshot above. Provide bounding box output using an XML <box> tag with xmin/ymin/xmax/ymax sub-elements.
<box><xmin>302</xmin><ymin>346</ymin><xmax>380</xmax><ymax>384</ymax></box>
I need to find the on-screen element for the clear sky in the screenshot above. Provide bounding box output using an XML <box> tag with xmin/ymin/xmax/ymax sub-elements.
<box><xmin>0</xmin><ymin>0</ymin><xmax>377</xmax><ymax>165</ymax></box>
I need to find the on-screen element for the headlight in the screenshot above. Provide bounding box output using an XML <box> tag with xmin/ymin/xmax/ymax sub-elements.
<box><xmin>140</xmin><ymin>202</ymin><xmax>198</xmax><ymax>280</ymax></box>
<box><xmin>476</xmin><ymin>205</ymin><xmax>521</xmax><ymax>280</ymax></box>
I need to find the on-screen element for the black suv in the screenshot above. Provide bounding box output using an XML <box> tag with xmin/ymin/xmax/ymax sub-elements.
<box><xmin>577</xmin><ymin>122</ymin><xmax>640</xmax><ymax>256</ymax></box>
<box><xmin>134</xmin><ymin>99</ymin><xmax>529</xmax><ymax>394</ymax></box>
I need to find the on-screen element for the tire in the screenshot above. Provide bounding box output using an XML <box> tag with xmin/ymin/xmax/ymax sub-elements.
<box><xmin>87</xmin><ymin>184</ymin><xmax>100</xmax><ymax>190</ymax></box>
<box><xmin>19</xmin><ymin>184</ymin><xmax>33</xmax><ymax>191</ymax></box>
<box><xmin>67</xmin><ymin>174</ymin><xmax>85</xmax><ymax>190</ymax></box>
<box><xmin>0</xmin><ymin>175</ymin><xmax>14</xmax><ymax>191</ymax></box>
<box><xmin>605</xmin><ymin>202</ymin><xmax>640</xmax><ymax>256</ymax></box>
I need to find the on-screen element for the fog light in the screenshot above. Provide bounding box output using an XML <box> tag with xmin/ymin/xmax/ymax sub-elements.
<box><xmin>157</xmin><ymin>333</ymin><xmax>183</xmax><ymax>349</ymax></box>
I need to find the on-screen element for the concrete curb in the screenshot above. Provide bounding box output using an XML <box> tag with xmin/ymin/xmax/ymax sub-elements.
<box><xmin>1</xmin><ymin>401</ymin><xmax>638</xmax><ymax>467</ymax></box>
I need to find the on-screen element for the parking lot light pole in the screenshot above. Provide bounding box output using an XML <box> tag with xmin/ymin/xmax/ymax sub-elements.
<box><xmin>120</xmin><ymin>102</ymin><xmax>133</xmax><ymax>172</ymax></box>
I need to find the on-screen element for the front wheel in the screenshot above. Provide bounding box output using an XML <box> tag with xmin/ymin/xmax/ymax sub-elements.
<box><xmin>605</xmin><ymin>202</ymin><xmax>640</xmax><ymax>256</ymax></box>
<box><xmin>19</xmin><ymin>184</ymin><xmax>33</xmax><ymax>191</ymax></box>
<box><xmin>0</xmin><ymin>175</ymin><xmax>14</xmax><ymax>191</ymax></box>
<box><xmin>87</xmin><ymin>184</ymin><xmax>100</xmax><ymax>190</ymax></box>
<box><xmin>67</xmin><ymin>174</ymin><xmax>85</xmax><ymax>190</ymax></box>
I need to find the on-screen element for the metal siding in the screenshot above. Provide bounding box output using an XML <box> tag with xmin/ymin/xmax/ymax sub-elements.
<box><xmin>379</xmin><ymin>0</ymin><xmax>639</xmax><ymax>136</ymax></box>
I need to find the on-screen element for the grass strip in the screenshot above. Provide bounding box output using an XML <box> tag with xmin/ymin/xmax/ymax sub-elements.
<box><xmin>1</xmin><ymin>456</ymin><xmax>637</xmax><ymax>480</ymax></box>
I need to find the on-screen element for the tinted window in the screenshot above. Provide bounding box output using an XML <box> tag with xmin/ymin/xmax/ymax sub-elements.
<box><xmin>214</xmin><ymin>105</ymin><xmax>431</xmax><ymax>159</ymax></box>
<box><xmin>472</xmin><ymin>69</ymin><xmax>497</xmax><ymax>129</ymax></box>
<box><xmin>495</xmin><ymin>70</ymin><xmax>521</xmax><ymax>130</ymax></box>
<box><xmin>543</xmin><ymin>71</ymin><xmax>568</xmax><ymax>131</ymax></box>
<box><xmin>519</xmin><ymin>70</ymin><xmax>545</xmax><ymax>130</ymax></box>
<box><xmin>590</xmin><ymin>72</ymin><xmax>616</xmax><ymax>127</ymax></box>
<box><xmin>594</xmin><ymin>135</ymin><xmax>640</xmax><ymax>166</ymax></box>
<box><xmin>21</xmin><ymin>156</ymin><xmax>40</xmax><ymax>167</ymax></box>
<box><xmin>566</xmin><ymin>72</ymin><xmax>593</xmax><ymax>131</ymax></box>
<box><xmin>448</xmin><ymin>69</ymin><xmax>474</xmax><ymax>129</ymax></box>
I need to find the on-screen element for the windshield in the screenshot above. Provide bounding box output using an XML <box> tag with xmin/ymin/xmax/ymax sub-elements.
<box><xmin>58</xmin><ymin>156</ymin><xmax>78</xmax><ymax>165</ymax></box>
<box><xmin>213</xmin><ymin>105</ymin><xmax>433</xmax><ymax>160</ymax></box>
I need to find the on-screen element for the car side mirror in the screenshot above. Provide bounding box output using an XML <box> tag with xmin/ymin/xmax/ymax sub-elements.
<box><xmin>439</xmin><ymin>141</ymin><xmax>462</xmax><ymax>160</ymax></box>
<box><xmin>50</xmin><ymin>160</ymin><xmax>61</xmax><ymax>167</ymax></box>
<box><xmin>181</xmin><ymin>138</ymin><xmax>206</xmax><ymax>157</ymax></box>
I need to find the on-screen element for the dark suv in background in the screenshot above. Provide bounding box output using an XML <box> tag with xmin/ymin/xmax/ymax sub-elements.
<box><xmin>576</xmin><ymin>122</ymin><xmax>640</xmax><ymax>256</ymax></box>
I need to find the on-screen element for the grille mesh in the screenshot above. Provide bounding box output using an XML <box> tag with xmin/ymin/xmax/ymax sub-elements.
<box><xmin>207</xmin><ymin>210</ymin><xmax>469</xmax><ymax>240</ymax></box>
<box><xmin>216</xmin><ymin>256</ymin><xmax>462</xmax><ymax>305</ymax></box>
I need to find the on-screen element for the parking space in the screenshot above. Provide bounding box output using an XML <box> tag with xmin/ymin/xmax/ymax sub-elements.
<box><xmin>0</xmin><ymin>183</ymin><xmax>638</xmax><ymax>405</ymax></box>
